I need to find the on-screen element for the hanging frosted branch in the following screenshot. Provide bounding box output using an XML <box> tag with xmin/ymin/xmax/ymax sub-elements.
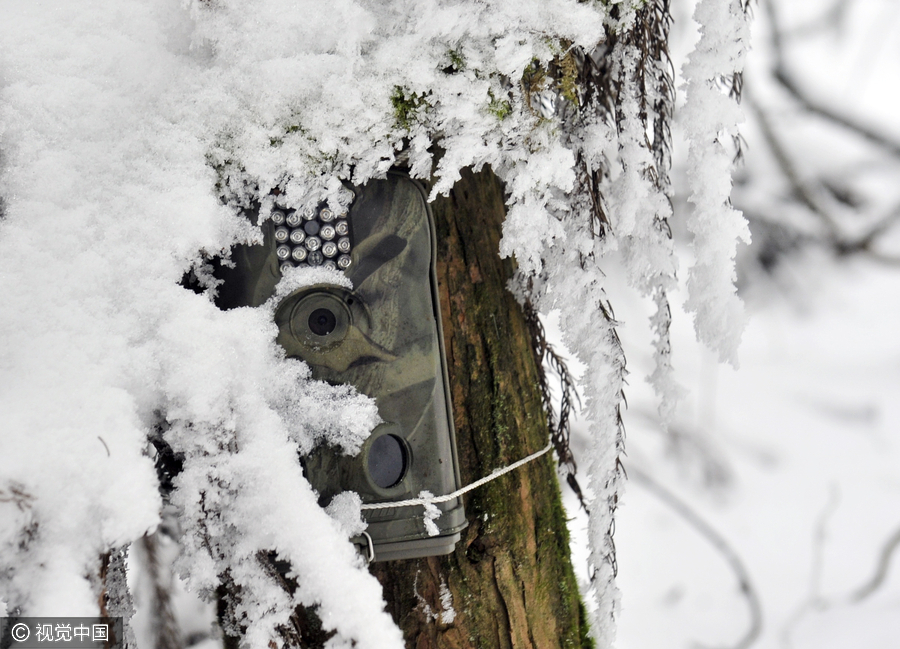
<box><xmin>680</xmin><ymin>0</ymin><xmax>752</xmax><ymax>365</ymax></box>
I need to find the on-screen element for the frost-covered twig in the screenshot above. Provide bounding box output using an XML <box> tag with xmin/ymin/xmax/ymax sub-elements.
<box><xmin>679</xmin><ymin>0</ymin><xmax>752</xmax><ymax>365</ymax></box>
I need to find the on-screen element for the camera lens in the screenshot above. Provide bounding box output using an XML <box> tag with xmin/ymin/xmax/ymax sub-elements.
<box><xmin>308</xmin><ymin>308</ymin><xmax>337</xmax><ymax>336</ymax></box>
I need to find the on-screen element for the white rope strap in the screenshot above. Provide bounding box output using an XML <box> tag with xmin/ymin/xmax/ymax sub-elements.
<box><xmin>360</xmin><ymin>441</ymin><xmax>553</xmax><ymax>510</ymax></box>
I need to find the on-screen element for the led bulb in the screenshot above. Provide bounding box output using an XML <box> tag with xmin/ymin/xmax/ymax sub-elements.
<box><xmin>271</xmin><ymin>211</ymin><xmax>286</xmax><ymax>225</ymax></box>
<box><xmin>337</xmin><ymin>237</ymin><xmax>351</xmax><ymax>253</ymax></box>
<box><xmin>337</xmin><ymin>254</ymin><xmax>352</xmax><ymax>269</ymax></box>
<box><xmin>335</xmin><ymin>220</ymin><xmax>349</xmax><ymax>236</ymax></box>
<box><xmin>276</xmin><ymin>245</ymin><xmax>291</xmax><ymax>261</ymax></box>
<box><xmin>322</xmin><ymin>241</ymin><xmax>338</xmax><ymax>258</ymax></box>
<box><xmin>275</xmin><ymin>227</ymin><xmax>289</xmax><ymax>243</ymax></box>
<box><xmin>290</xmin><ymin>229</ymin><xmax>306</xmax><ymax>244</ymax></box>
<box><xmin>308</xmin><ymin>250</ymin><xmax>324</xmax><ymax>266</ymax></box>
<box><xmin>292</xmin><ymin>246</ymin><xmax>308</xmax><ymax>262</ymax></box>
<box><xmin>320</xmin><ymin>224</ymin><xmax>336</xmax><ymax>240</ymax></box>
<box><xmin>286</xmin><ymin>211</ymin><xmax>302</xmax><ymax>227</ymax></box>
<box><xmin>280</xmin><ymin>262</ymin><xmax>294</xmax><ymax>273</ymax></box>
<box><xmin>319</xmin><ymin>208</ymin><xmax>334</xmax><ymax>222</ymax></box>
<box><xmin>302</xmin><ymin>206</ymin><xmax>317</xmax><ymax>220</ymax></box>
<box><xmin>305</xmin><ymin>236</ymin><xmax>321</xmax><ymax>251</ymax></box>
<box><xmin>323</xmin><ymin>260</ymin><xmax>337</xmax><ymax>270</ymax></box>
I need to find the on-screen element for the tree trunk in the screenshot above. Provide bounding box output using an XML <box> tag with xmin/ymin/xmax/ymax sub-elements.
<box><xmin>370</xmin><ymin>165</ymin><xmax>593</xmax><ymax>649</ymax></box>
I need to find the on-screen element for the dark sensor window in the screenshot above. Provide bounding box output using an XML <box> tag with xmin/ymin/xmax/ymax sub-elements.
<box><xmin>368</xmin><ymin>434</ymin><xmax>407</xmax><ymax>489</ymax></box>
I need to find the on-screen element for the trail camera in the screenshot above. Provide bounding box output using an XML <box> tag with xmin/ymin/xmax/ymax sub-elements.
<box><xmin>214</xmin><ymin>172</ymin><xmax>466</xmax><ymax>561</ymax></box>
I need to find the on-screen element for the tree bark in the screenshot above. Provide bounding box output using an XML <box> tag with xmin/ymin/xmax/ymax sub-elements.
<box><xmin>370</xmin><ymin>165</ymin><xmax>592</xmax><ymax>649</ymax></box>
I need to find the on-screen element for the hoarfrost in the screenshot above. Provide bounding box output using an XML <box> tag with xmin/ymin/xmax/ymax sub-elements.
<box><xmin>0</xmin><ymin>0</ymin><xmax>751</xmax><ymax>646</ymax></box>
<box><xmin>438</xmin><ymin>580</ymin><xmax>456</xmax><ymax>625</ymax></box>
<box><xmin>680</xmin><ymin>0</ymin><xmax>752</xmax><ymax>365</ymax></box>
<box><xmin>412</xmin><ymin>573</ymin><xmax>455</xmax><ymax>625</ymax></box>
<box><xmin>419</xmin><ymin>491</ymin><xmax>442</xmax><ymax>538</ymax></box>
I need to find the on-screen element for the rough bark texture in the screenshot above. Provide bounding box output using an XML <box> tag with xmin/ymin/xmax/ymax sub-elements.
<box><xmin>369</xmin><ymin>166</ymin><xmax>592</xmax><ymax>649</ymax></box>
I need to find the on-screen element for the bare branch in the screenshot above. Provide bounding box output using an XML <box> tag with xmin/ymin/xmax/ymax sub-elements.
<box><xmin>744</xmin><ymin>88</ymin><xmax>842</xmax><ymax>239</ymax></box>
<box><xmin>777</xmin><ymin>487</ymin><xmax>900</xmax><ymax>647</ymax></box>
<box><xmin>629</xmin><ymin>464</ymin><xmax>763</xmax><ymax>649</ymax></box>
<box><xmin>848</xmin><ymin>525</ymin><xmax>900</xmax><ymax>603</ymax></box>
<box><xmin>745</xmin><ymin>89</ymin><xmax>900</xmax><ymax>262</ymax></box>
<box><xmin>522</xmin><ymin>296</ymin><xmax>588</xmax><ymax>511</ymax></box>
<box><xmin>780</xmin><ymin>485</ymin><xmax>840</xmax><ymax>649</ymax></box>
<box><xmin>772</xmin><ymin>71</ymin><xmax>900</xmax><ymax>159</ymax></box>
<box><xmin>861</xmin><ymin>251</ymin><xmax>900</xmax><ymax>267</ymax></box>
<box><xmin>763</xmin><ymin>0</ymin><xmax>900</xmax><ymax>158</ymax></box>
<box><xmin>838</xmin><ymin>202</ymin><xmax>900</xmax><ymax>257</ymax></box>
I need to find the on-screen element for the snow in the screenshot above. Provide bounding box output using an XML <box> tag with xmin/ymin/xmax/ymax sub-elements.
<box><xmin>0</xmin><ymin>1</ymin><xmax>393</xmax><ymax>643</ymax></box>
<box><xmin>0</xmin><ymin>0</ymin><xmax>795</xmax><ymax>647</ymax></box>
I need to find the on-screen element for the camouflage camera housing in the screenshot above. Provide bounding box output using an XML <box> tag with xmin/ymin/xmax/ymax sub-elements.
<box><xmin>213</xmin><ymin>172</ymin><xmax>466</xmax><ymax>561</ymax></box>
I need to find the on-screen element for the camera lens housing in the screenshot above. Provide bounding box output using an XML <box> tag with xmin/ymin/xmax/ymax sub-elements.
<box><xmin>283</xmin><ymin>290</ymin><xmax>352</xmax><ymax>349</ymax></box>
